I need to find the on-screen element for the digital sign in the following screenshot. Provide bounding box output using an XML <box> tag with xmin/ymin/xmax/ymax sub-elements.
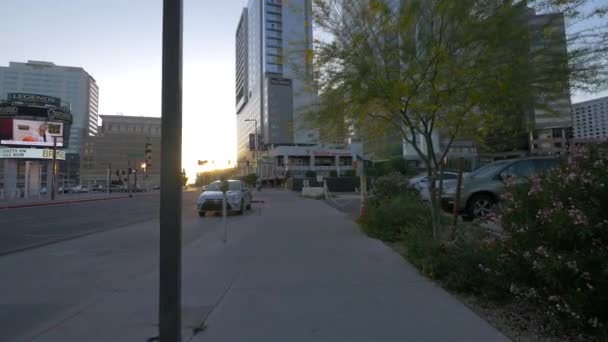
<box><xmin>0</xmin><ymin>119</ymin><xmax>64</xmax><ymax>147</ymax></box>
<box><xmin>0</xmin><ymin>147</ymin><xmax>66</xmax><ymax>160</ymax></box>
<box><xmin>0</xmin><ymin>104</ymin><xmax>72</xmax><ymax>124</ymax></box>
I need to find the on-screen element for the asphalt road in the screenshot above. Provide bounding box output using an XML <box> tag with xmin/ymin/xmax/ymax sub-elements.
<box><xmin>0</xmin><ymin>190</ymin><xmax>258</xmax><ymax>342</ymax></box>
<box><xmin>0</xmin><ymin>192</ymin><xmax>168</xmax><ymax>255</ymax></box>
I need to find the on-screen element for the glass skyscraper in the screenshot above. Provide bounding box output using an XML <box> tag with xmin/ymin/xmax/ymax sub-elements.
<box><xmin>235</xmin><ymin>0</ymin><xmax>318</xmax><ymax>170</ymax></box>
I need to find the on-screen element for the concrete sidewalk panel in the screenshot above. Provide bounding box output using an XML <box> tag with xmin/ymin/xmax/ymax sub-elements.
<box><xmin>190</xmin><ymin>190</ymin><xmax>508</xmax><ymax>342</ymax></box>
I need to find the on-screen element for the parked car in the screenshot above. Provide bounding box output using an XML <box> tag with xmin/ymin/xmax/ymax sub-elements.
<box><xmin>441</xmin><ymin>157</ymin><xmax>560</xmax><ymax>219</ymax></box>
<box><xmin>196</xmin><ymin>180</ymin><xmax>252</xmax><ymax>217</ymax></box>
<box><xmin>409</xmin><ymin>172</ymin><xmax>460</xmax><ymax>201</ymax></box>
<box><xmin>71</xmin><ymin>185</ymin><xmax>90</xmax><ymax>193</ymax></box>
<box><xmin>91</xmin><ymin>185</ymin><xmax>105</xmax><ymax>192</ymax></box>
<box><xmin>39</xmin><ymin>187</ymin><xmax>48</xmax><ymax>195</ymax></box>
<box><xmin>108</xmin><ymin>184</ymin><xmax>122</xmax><ymax>193</ymax></box>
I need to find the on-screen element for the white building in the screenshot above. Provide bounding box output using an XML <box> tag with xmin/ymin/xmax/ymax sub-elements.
<box><xmin>235</xmin><ymin>0</ymin><xmax>319</xmax><ymax>175</ymax></box>
<box><xmin>572</xmin><ymin>96</ymin><xmax>608</xmax><ymax>140</ymax></box>
<box><xmin>260</xmin><ymin>144</ymin><xmax>358</xmax><ymax>180</ymax></box>
<box><xmin>0</xmin><ymin>60</ymin><xmax>99</xmax><ymax>183</ymax></box>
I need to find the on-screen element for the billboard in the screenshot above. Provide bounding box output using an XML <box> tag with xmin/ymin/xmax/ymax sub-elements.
<box><xmin>0</xmin><ymin>147</ymin><xmax>66</xmax><ymax>160</ymax></box>
<box><xmin>0</xmin><ymin>119</ymin><xmax>64</xmax><ymax>147</ymax></box>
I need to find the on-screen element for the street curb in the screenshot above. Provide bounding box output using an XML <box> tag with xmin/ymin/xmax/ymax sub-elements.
<box><xmin>0</xmin><ymin>192</ymin><xmax>159</xmax><ymax>210</ymax></box>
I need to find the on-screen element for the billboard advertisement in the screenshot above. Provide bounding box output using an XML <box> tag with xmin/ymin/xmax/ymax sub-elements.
<box><xmin>0</xmin><ymin>119</ymin><xmax>64</xmax><ymax>147</ymax></box>
<box><xmin>0</xmin><ymin>147</ymin><xmax>66</xmax><ymax>160</ymax></box>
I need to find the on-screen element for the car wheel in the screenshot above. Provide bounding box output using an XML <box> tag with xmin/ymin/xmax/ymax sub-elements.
<box><xmin>198</xmin><ymin>211</ymin><xmax>206</xmax><ymax>217</ymax></box>
<box><xmin>466</xmin><ymin>193</ymin><xmax>495</xmax><ymax>219</ymax></box>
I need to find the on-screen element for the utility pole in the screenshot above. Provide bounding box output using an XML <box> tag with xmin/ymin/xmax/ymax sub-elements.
<box><xmin>107</xmin><ymin>163</ymin><xmax>111</xmax><ymax>196</ymax></box>
<box><xmin>159</xmin><ymin>0</ymin><xmax>183</xmax><ymax>340</ymax></box>
<box><xmin>51</xmin><ymin>136</ymin><xmax>57</xmax><ymax>200</ymax></box>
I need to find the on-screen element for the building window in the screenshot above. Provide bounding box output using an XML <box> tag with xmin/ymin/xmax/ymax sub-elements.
<box><xmin>266</xmin><ymin>13</ymin><xmax>281</xmax><ymax>22</ymax></box>
<box><xmin>267</xmin><ymin>38</ymin><xmax>282</xmax><ymax>47</ymax></box>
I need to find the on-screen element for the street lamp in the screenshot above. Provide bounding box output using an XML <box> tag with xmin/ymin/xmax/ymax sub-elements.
<box><xmin>244</xmin><ymin>118</ymin><xmax>258</xmax><ymax>178</ymax></box>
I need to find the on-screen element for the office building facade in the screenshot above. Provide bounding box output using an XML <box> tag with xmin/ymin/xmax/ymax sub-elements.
<box><xmin>235</xmin><ymin>0</ymin><xmax>318</xmax><ymax>173</ymax></box>
<box><xmin>572</xmin><ymin>96</ymin><xmax>608</xmax><ymax>140</ymax></box>
<box><xmin>80</xmin><ymin>115</ymin><xmax>161</xmax><ymax>188</ymax></box>
<box><xmin>0</xmin><ymin>60</ymin><xmax>99</xmax><ymax>182</ymax></box>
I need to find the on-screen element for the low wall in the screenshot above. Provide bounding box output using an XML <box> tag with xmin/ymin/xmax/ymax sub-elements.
<box><xmin>301</xmin><ymin>187</ymin><xmax>325</xmax><ymax>199</ymax></box>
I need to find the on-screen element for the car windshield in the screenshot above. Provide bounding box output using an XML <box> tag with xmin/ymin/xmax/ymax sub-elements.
<box><xmin>205</xmin><ymin>181</ymin><xmax>242</xmax><ymax>191</ymax></box>
<box><xmin>468</xmin><ymin>160</ymin><xmax>511</xmax><ymax>179</ymax></box>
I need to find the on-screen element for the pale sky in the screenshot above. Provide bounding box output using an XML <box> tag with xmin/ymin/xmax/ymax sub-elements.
<box><xmin>0</xmin><ymin>0</ymin><xmax>245</xmax><ymax>181</ymax></box>
<box><xmin>0</xmin><ymin>0</ymin><xmax>605</xmax><ymax>182</ymax></box>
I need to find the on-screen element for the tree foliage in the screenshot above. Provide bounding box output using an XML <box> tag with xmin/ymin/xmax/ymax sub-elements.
<box><xmin>312</xmin><ymin>0</ymin><xmax>607</xmax><ymax>238</ymax></box>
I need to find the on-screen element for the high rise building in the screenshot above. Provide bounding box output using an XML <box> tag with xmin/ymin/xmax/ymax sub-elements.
<box><xmin>235</xmin><ymin>0</ymin><xmax>318</xmax><ymax>172</ymax></box>
<box><xmin>527</xmin><ymin>11</ymin><xmax>573</xmax><ymax>154</ymax></box>
<box><xmin>572</xmin><ymin>96</ymin><xmax>608</xmax><ymax>140</ymax></box>
<box><xmin>0</xmin><ymin>60</ymin><xmax>99</xmax><ymax>182</ymax></box>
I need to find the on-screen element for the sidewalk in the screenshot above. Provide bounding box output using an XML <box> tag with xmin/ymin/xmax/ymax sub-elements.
<box><xmin>21</xmin><ymin>189</ymin><xmax>508</xmax><ymax>342</ymax></box>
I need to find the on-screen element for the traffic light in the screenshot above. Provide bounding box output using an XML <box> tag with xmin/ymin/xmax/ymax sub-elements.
<box><xmin>145</xmin><ymin>141</ymin><xmax>152</xmax><ymax>169</ymax></box>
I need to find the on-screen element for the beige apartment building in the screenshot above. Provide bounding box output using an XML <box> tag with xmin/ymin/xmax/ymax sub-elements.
<box><xmin>80</xmin><ymin>115</ymin><xmax>161</xmax><ymax>188</ymax></box>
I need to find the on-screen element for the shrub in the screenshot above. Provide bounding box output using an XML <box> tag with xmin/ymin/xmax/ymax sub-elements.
<box><xmin>343</xmin><ymin>169</ymin><xmax>356</xmax><ymax>177</ymax></box>
<box><xmin>242</xmin><ymin>173</ymin><xmax>258</xmax><ymax>186</ymax></box>
<box><xmin>366</xmin><ymin>157</ymin><xmax>415</xmax><ymax>177</ymax></box>
<box><xmin>360</xmin><ymin>191</ymin><xmax>429</xmax><ymax>242</ymax></box>
<box><xmin>305</xmin><ymin>170</ymin><xmax>317</xmax><ymax>178</ymax></box>
<box><xmin>329</xmin><ymin>170</ymin><xmax>338</xmax><ymax>177</ymax></box>
<box><xmin>491</xmin><ymin>143</ymin><xmax>608</xmax><ymax>332</ymax></box>
<box><xmin>368</xmin><ymin>172</ymin><xmax>409</xmax><ymax>204</ymax></box>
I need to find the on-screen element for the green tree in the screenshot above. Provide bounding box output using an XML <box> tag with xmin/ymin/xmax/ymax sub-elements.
<box><xmin>242</xmin><ymin>173</ymin><xmax>258</xmax><ymax>187</ymax></box>
<box><xmin>312</xmin><ymin>0</ymin><xmax>607</xmax><ymax>239</ymax></box>
<box><xmin>181</xmin><ymin>168</ymin><xmax>188</xmax><ymax>187</ymax></box>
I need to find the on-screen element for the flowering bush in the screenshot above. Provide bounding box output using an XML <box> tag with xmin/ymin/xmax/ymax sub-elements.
<box><xmin>492</xmin><ymin>143</ymin><xmax>608</xmax><ymax>333</ymax></box>
<box><xmin>367</xmin><ymin>172</ymin><xmax>409</xmax><ymax>204</ymax></box>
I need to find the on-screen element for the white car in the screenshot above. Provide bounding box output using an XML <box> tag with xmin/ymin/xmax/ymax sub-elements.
<box><xmin>196</xmin><ymin>180</ymin><xmax>252</xmax><ymax>217</ymax></box>
<box><xmin>71</xmin><ymin>185</ymin><xmax>90</xmax><ymax>193</ymax></box>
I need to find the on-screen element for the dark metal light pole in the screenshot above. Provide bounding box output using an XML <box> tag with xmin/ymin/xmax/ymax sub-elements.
<box><xmin>51</xmin><ymin>136</ymin><xmax>57</xmax><ymax>200</ymax></box>
<box><xmin>159</xmin><ymin>0</ymin><xmax>183</xmax><ymax>341</ymax></box>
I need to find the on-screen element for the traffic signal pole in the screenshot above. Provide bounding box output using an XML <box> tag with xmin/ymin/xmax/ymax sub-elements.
<box><xmin>159</xmin><ymin>0</ymin><xmax>183</xmax><ymax>340</ymax></box>
<box><xmin>51</xmin><ymin>136</ymin><xmax>57</xmax><ymax>201</ymax></box>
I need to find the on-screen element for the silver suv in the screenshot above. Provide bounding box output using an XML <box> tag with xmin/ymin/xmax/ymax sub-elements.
<box><xmin>442</xmin><ymin>157</ymin><xmax>560</xmax><ymax>219</ymax></box>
